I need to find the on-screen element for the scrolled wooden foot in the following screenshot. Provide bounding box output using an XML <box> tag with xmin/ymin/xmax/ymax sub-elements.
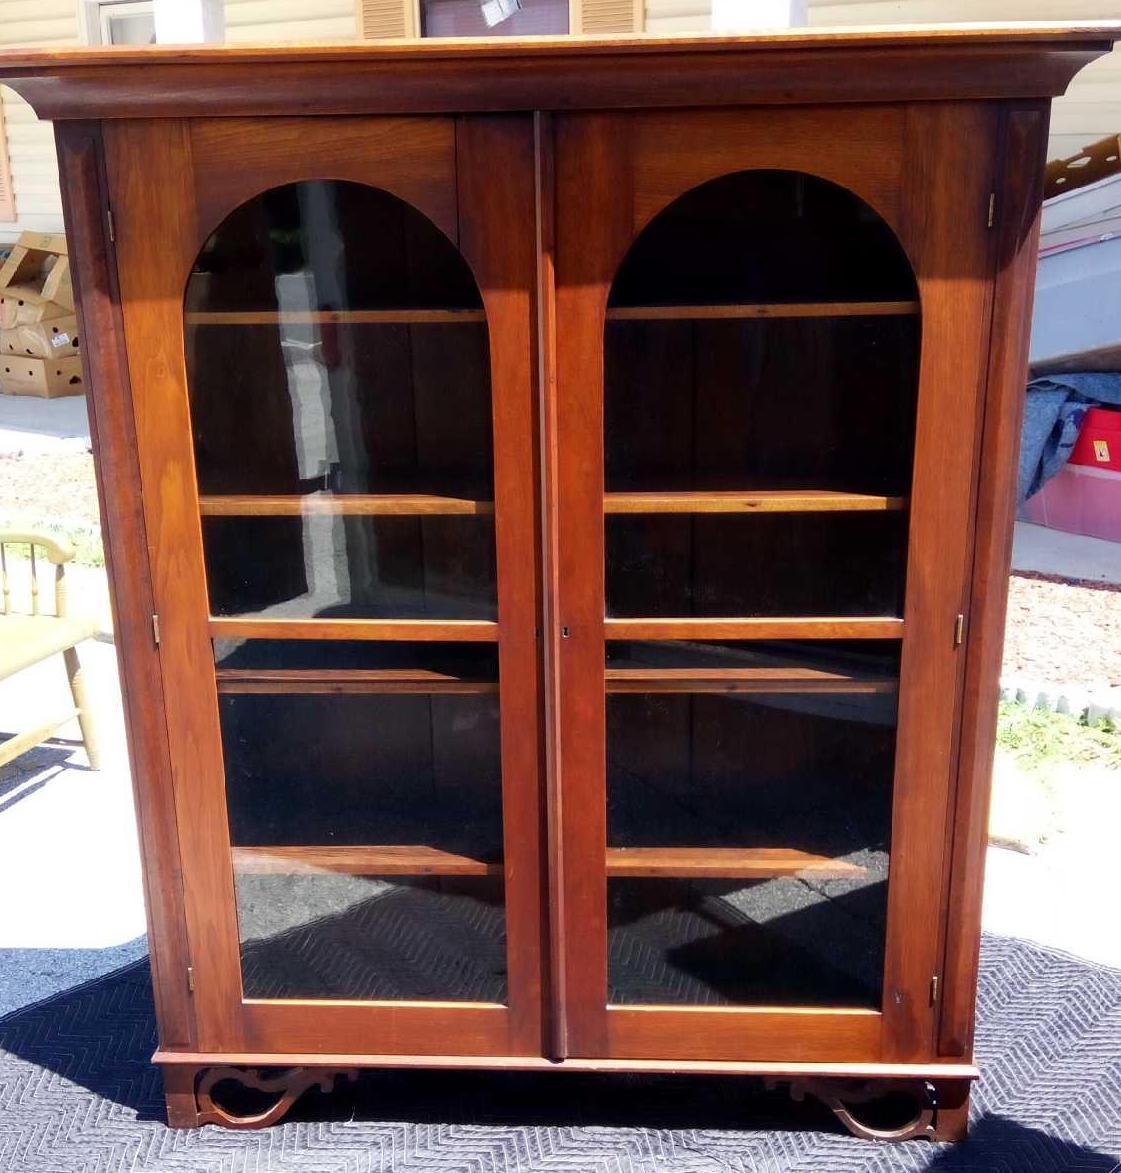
<box><xmin>195</xmin><ymin>1066</ymin><xmax>359</xmax><ymax>1129</ymax></box>
<box><xmin>782</xmin><ymin>1078</ymin><xmax>939</xmax><ymax>1142</ymax></box>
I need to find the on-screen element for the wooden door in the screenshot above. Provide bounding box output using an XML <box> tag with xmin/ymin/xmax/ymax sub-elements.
<box><xmin>550</xmin><ymin>105</ymin><xmax>1000</xmax><ymax>1063</ymax></box>
<box><xmin>104</xmin><ymin>115</ymin><xmax>545</xmax><ymax>1057</ymax></box>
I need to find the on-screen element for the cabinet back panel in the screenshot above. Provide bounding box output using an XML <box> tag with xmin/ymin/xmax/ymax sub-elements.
<box><xmin>220</xmin><ymin>692</ymin><xmax>503</xmax><ymax>855</ymax></box>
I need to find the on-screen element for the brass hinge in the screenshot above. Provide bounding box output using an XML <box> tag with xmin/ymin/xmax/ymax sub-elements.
<box><xmin>152</xmin><ymin>613</ymin><xmax>161</xmax><ymax>647</ymax></box>
<box><xmin>186</xmin><ymin>966</ymin><xmax>195</xmax><ymax>993</ymax></box>
<box><xmin>954</xmin><ymin>613</ymin><xmax>965</xmax><ymax>647</ymax></box>
<box><xmin>106</xmin><ymin>206</ymin><xmax>116</xmax><ymax>243</ymax></box>
<box><xmin>986</xmin><ymin>193</ymin><xmax>996</xmax><ymax>229</ymax></box>
<box><xmin>930</xmin><ymin>974</ymin><xmax>940</xmax><ymax>1005</ymax></box>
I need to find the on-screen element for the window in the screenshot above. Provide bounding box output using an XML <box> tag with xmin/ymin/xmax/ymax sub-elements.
<box><xmin>357</xmin><ymin>0</ymin><xmax>642</xmax><ymax>40</ymax></box>
<box><xmin>420</xmin><ymin>0</ymin><xmax>569</xmax><ymax>38</ymax></box>
<box><xmin>90</xmin><ymin>1</ymin><xmax>157</xmax><ymax>46</ymax></box>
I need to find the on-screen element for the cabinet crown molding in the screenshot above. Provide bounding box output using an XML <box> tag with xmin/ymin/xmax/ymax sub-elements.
<box><xmin>2</xmin><ymin>24</ymin><xmax>1119</xmax><ymax>120</ymax></box>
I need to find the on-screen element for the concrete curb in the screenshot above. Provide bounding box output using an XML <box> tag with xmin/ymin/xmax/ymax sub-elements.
<box><xmin>999</xmin><ymin>676</ymin><xmax>1120</xmax><ymax>727</ymax></box>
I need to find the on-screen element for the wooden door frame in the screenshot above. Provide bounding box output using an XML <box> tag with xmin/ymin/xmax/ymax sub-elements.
<box><xmin>549</xmin><ymin>103</ymin><xmax>1000</xmax><ymax>1063</ymax></box>
<box><xmin>103</xmin><ymin>113</ymin><xmax>546</xmax><ymax>1057</ymax></box>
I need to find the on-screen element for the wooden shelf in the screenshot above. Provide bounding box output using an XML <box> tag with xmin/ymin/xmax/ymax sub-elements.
<box><xmin>604</xmin><ymin>491</ymin><xmax>905</xmax><ymax>514</ymax></box>
<box><xmin>199</xmin><ymin>494</ymin><xmax>494</xmax><ymax>517</ymax></box>
<box><xmin>217</xmin><ymin>668</ymin><xmax>498</xmax><ymax>695</ymax></box>
<box><xmin>185</xmin><ymin>309</ymin><xmax>486</xmax><ymax>326</ymax></box>
<box><xmin>605</xmin><ymin>300</ymin><xmax>919</xmax><ymax>322</ymax></box>
<box><xmin>231</xmin><ymin>844</ymin><xmax>502</xmax><ymax>877</ymax></box>
<box><xmin>605</xmin><ymin>847</ymin><xmax>866</xmax><ymax>879</ymax></box>
<box><xmin>605</xmin><ymin>667</ymin><xmax>896</xmax><ymax>694</ymax></box>
<box><xmin>604</xmin><ymin>617</ymin><xmax>904</xmax><ymax>641</ymax></box>
<box><xmin>208</xmin><ymin>618</ymin><xmax>499</xmax><ymax>642</ymax></box>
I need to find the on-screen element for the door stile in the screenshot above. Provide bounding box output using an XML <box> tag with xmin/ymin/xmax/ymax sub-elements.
<box><xmin>878</xmin><ymin>102</ymin><xmax>1001</xmax><ymax>1061</ymax></box>
<box><xmin>531</xmin><ymin>109</ymin><xmax>569</xmax><ymax>1060</ymax></box>
<box><xmin>938</xmin><ymin>101</ymin><xmax>1051</xmax><ymax>1061</ymax></box>
<box><xmin>553</xmin><ymin>114</ymin><xmax>633</xmax><ymax>1057</ymax></box>
<box><xmin>55</xmin><ymin>119</ymin><xmax>195</xmax><ymax>1052</ymax></box>
<box><xmin>457</xmin><ymin>114</ymin><xmax>548</xmax><ymax>1056</ymax></box>
<box><xmin>104</xmin><ymin>118</ymin><xmax>247</xmax><ymax>1052</ymax></box>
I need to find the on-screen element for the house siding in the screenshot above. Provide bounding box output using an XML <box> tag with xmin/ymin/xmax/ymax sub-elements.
<box><xmin>223</xmin><ymin>0</ymin><xmax>356</xmax><ymax>42</ymax></box>
<box><xmin>0</xmin><ymin>0</ymin><xmax>81</xmax><ymax>239</ymax></box>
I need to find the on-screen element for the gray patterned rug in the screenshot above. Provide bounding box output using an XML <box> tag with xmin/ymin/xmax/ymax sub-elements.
<box><xmin>0</xmin><ymin>934</ymin><xmax>1118</xmax><ymax>1172</ymax></box>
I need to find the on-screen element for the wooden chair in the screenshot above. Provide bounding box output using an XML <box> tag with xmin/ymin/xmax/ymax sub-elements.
<box><xmin>0</xmin><ymin>530</ymin><xmax>101</xmax><ymax>770</ymax></box>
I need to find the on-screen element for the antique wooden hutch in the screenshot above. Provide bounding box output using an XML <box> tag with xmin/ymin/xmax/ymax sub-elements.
<box><xmin>2</xmin><ymin>24</ymin><xmax>1117</xmax><ymax>1139</ymax></box>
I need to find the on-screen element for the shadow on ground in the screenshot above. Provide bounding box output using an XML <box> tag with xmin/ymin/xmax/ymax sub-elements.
<box><xmin>0</xmin><ymin>739</ymin><xmax>87</xmax><ymax>815</ymax></box>
<box><xmin>1</xmin><ymin>948</ymin><xmax>1119</xmax><ymax>1171</ymax></box>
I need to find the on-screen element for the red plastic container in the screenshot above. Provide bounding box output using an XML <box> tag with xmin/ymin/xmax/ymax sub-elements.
<box><xmin>1069</xmin><ymin>405</ymin><xmax>1121</xmax><ymax>471</ymax></box>
<box><xmin>1022</xmin><ymin>407</ymin><xmax>1121</xmax><ymax>541</ymax></box>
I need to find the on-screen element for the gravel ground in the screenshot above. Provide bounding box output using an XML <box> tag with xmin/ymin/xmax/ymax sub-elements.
<box><xmin>1002</xmin><ymin>572</ymin><xmax>1121</xmax><ymax>689</ymax></box>
<box><xmin>0</xmin><ymin>451</ymin><xmax>100</xmax><ymax>527</ymax></box>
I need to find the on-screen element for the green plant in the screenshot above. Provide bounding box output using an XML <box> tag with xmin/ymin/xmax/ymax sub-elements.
<box><xmin>996</xmin><ymin>701</ymin><xmax>1120</xmax><ymax>775</ymax></box>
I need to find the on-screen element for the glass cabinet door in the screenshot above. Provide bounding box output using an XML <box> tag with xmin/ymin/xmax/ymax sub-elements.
<box><xmin>108</xmin><ymin>116</ymin><xmax>542</xmax><ymax>1056</ymax></box>
<box><xmin>552</xmin><ymin>110</ymin><xmax>990</xmax><ymax>1064</ymax></box>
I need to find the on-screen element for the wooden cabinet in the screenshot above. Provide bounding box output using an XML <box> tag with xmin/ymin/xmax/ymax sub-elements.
<box><xmin>3</xmin><ymin>24</ymin><xmax>1117</xmax><ymax>1140</ymax></box>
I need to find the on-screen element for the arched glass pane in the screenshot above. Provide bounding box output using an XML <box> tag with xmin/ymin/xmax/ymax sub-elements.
<box><xmin>186</xmin><ymin>180</ymin><xmax>495</xmax><ymax>622</ymax></box>
<box><xmin>184</xmin><ymin>181</ymin><xmax>506</xmax><ymax>1004</ymax></box>
<box><xmin>603</xmin><ymin>171</ymin><xmax>920</xmax><ymax>1009</ymax></box>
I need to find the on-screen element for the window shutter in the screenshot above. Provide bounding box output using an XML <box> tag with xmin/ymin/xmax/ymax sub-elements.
<box><xmin>573</xmin><ymin>0</ymin><xmax>642</xmax><ymax>34</ymax></box>
<box><xmin>356</xmin><ymin>0</ymin><xmax>417</xmax><ymax>38</ymax></box>
<box><xmin>0</xmin><ymin>100</ymin><xmax>15</xmax><ymax>223</ymax></box>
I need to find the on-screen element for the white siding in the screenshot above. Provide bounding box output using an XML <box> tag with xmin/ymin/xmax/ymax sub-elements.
<box><xmin>642</xmin><ymin>0</ymin><xmax>1121</xmax><ymax>161</ymax></box>
<box><xmin>644</xmin><ymin>0</ymin><xmax>707</xmax><ymax>34</ymax></box>
<box><xmin>223</xmin><ymin>0</ymin><xmax>357</xmax><ymax>40</ymax></box>
<box><xmin>0</xmin><ymin>0</ymin><xmax>81</xmax><ymax>240</ymax></box>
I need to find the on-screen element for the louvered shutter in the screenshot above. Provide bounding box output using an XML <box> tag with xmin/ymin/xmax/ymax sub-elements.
<box><xmin>357</xmin><ymin>0</ymin><xmax>417</xmax><ymax>38</ymax></box>
<box><xmin>0</xmin><ymin>101</ymin><xmax>14</xmax><ymax>223</ymax></box>
<box><xmin>573</xmin><ymin>0</ymin><xmax>642</xmax><ymax>34</ymax></box>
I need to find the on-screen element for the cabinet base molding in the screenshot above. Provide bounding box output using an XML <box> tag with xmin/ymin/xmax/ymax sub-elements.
<box><xmin>776</xmin><ymin>1076</ymin><xmax>971</xmax><ymax>1142</ymax></box>
<box><xmin>163</xmin><ymin>1064</ymin><xmax>360</xmax><ymax>1130</ymax></box>
<box><xmin>158</xmin><ymin>1053</ymin><xmax>975</xmax><ymax>1135</ymax></box>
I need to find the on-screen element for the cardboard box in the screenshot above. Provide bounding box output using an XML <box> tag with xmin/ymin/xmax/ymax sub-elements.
<box><xmin>1</xmin><ymin>315</ymin><xmax>80</xmax><ymax>359</ymax></box>
<box><xmin>0</xmin><ymin>231</ymin><xmax>73</xmax><ymax>328</ymax></box>
<box><xmin>0</xmin><ymin>286</ymin><xmax>71</xmax><ymax>328</ymax></box>
<box><xmin>0</xmin><ymin>354</ymin><xmax>84</xmax><ymax>398</ymax></box>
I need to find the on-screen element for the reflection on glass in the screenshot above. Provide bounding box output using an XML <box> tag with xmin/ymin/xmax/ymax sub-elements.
<box><xmin>184</xmin><ymin>180</ymin><xmax>496</xmax><ymax>620</ymax></box>
<box><xmin>238</xmin><ymin>874</ymin><xmax>506</xmax><ymax>1001</ymax></box>
<box><xmin>608</xmin><ymin>875</ymin><xmax>885</xmax><ymax>1008</ymax></box>
<box><xmin>202</xmin><ymin>515</ymin><xmax>496</xmax><ymax>620</ymax></box>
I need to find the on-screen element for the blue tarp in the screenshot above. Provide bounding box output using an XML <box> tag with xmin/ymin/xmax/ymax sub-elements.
<box><xmin>1019</xmin><ymin>372</ymin><xmax>1121</xmax><ymax>503</ymax></box>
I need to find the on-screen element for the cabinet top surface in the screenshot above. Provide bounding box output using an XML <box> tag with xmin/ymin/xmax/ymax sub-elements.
<box><xmin>0</xmin><ymin>23</ymin><xmax>1118</xmax><ymax>69</ymax></box>
<box><xmin>4</xmin><ymin>22</ymin><xmax>1119</xmax><ymax>119</ymax></box>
